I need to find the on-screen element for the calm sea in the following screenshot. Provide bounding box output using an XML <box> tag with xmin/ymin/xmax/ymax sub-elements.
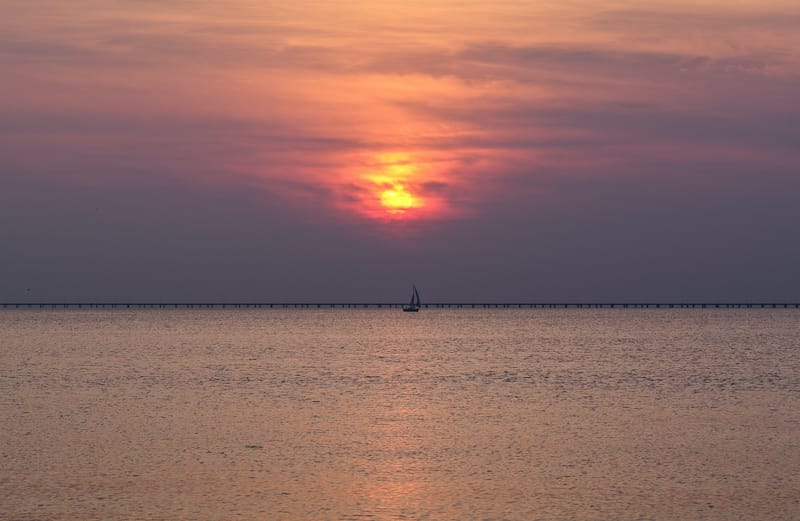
<box><xmin>1</xmin><ymin>309</ymin><xmax>799</xmax><ymax>520</ymax></box>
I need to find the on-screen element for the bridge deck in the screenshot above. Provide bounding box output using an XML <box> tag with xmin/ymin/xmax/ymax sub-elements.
<box><xmin>1</xmin><ymin>303</ymin><xmax>798</xmax><ymax>309</ymax></box>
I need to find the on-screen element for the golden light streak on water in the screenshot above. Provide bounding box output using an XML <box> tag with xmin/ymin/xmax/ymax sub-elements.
<box><xmin>2</xmin><ymin>309</ymin><xmax>800</xmax><ymax>520</ymax></box>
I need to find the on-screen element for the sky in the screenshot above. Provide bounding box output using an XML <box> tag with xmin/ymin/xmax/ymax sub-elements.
<box><xmin>1</xmin><ymin>0</ymin><xmax>799</xmax><ymax>302</ymax></box>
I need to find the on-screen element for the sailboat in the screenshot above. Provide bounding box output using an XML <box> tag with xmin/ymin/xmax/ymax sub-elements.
<box><xmin>402</xmin><ymin>285</ymin><xmax>421</xmax><ymax>312</ymax></box>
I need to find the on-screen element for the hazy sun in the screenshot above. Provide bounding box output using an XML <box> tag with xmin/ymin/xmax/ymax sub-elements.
<box><xmin>364</xmin><ymin>152</ymin><xmax>424</xmax><ymax>217</ymax></box>
<box><xmin>380</xmin><ymin>185</ymin><xmax>414</xmax><ymax>212</ymax></box>
<box><xmin>354</xmin><ymin>151</ymin><xmax>455</xmax><ymax>221</ymax></box>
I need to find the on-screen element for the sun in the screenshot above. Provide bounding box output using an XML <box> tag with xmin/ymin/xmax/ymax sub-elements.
<box><xmin>364</xmin><ymin>152</ymin><xmax>424</xmax><ymax>217</ymax></box>
<box><xmin>380</xmin><ymin>185</ymin><xmax>414</xmax><ymax>213</ymax></box>
<box><xmin>353</xmin><ymin>151</ymin><xmax>454</xmax><ymax>221</ymax></box>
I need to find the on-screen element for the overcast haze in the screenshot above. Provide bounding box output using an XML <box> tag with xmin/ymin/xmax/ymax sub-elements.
<box><xmin>2</xmin><ymin>0</ymin><xmax>799</xmax><ymax>302</ymax></box>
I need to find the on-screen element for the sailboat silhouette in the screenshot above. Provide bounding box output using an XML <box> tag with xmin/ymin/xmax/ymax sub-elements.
<box><xmin>402</xmin><ymin>285</ymin><xmax>421</xmax><ymax>312</ymax></box>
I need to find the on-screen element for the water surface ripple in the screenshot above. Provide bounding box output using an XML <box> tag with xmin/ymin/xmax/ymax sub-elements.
<box><xmin>1</xmin><ymin>309</ymin><xmax>799</xmax><ymax>520</ymax></box>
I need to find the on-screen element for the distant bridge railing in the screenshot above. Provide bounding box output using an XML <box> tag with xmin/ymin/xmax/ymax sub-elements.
<box><xmin>1</xmin><ymin>302</ymin><xmax>798</xmax><ymax>309</ymax></box>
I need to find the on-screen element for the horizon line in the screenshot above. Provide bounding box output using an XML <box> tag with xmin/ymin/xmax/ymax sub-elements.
<box><xmin>2</xmin><ymin>302</ymin><xmax>799</xmax><ymax>309</ymax></box>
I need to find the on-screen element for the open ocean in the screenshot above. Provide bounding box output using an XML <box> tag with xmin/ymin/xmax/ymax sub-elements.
<box><xmin>1</xmin><ymin>309</ymin><xmax>799</xmax><ymax>520</ymax></box>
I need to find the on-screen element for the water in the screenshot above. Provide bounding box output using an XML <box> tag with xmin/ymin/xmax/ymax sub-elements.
<box><xmin>1</xmin><ymin>309</ymin><xmax>799</xmax><ymax>520</ymax></box>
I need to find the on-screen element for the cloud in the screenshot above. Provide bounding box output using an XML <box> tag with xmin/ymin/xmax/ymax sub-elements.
<box><xmin>396</xmin><ymin>93</ymin><xmax>800</xmax><ymax>159</ymax></box>
<box><xmin>590</xmin><ymin>8</ymin><xmax>800</xmax><ymax>33</ymax></box>
<box><xmin>2</xmin><ymin>0</ymin><xmax>800</xmax><ymax>300</ymax></box>
<box><xmin>453</xmin><ymin>42</ymin><xmax>794</xmax><ymax>83</ymax></box>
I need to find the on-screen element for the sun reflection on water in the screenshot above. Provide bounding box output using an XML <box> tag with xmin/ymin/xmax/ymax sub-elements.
<box><xmin>356</xmin><ymin>372</ymin><xmax>434</xmax><ymax>517</ymax></box>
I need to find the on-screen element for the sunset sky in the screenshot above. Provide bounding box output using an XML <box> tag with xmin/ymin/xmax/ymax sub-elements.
<box><xmin>2</xmin><ymin>0</ymin><xmax>799</xmax><ymax>302</ymax></box>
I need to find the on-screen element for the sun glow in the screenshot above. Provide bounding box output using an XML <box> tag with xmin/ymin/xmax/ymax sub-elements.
<box><xmin>380</xmin><ymin>185</ymin><xmax>414</xmax><ymax>212</ymax></box>
<box><xmin>341</xmin><ymin>150</ymin><xmax>459</xmax><ymax>222</ymax></box>
<box><xmin>364</xmin><ymin>152</ymin><xmax>425</xmax><ymax>218</ymax></box>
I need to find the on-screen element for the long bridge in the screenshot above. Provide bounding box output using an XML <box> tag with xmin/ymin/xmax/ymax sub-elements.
<box><xmin>1</xmin><ymin>302</ymin><xmax>798</xmax><ymax>309</ymax></box>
